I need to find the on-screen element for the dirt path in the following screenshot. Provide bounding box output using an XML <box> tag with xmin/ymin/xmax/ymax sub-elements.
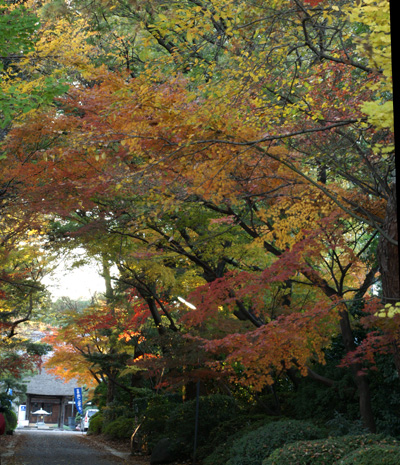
<box><xmin>1</xmin><ymin>430</ymin><xmax>130</xmax><ymax>465</ymax></box>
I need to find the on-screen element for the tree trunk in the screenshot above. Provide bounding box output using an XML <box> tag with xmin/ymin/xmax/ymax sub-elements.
<box><xmin>102</xmin><ymin>257</ymin><xmax>114</xmax><ymax>304</ymax></box>
<box><xmin>378</xmin><ymin>183</ymin><xmax>400</xmax><ymax>376</ymax></box>
<box><xmin>338</xmin><ymin>306</ymin><xmax>376</xmax><ymax>432</ymax></box>
<box><xmin>377</xmin><ymin>183</ymin><xmax>399</xmax><ymax>303</ymax></box>
<box><xmin>102</xmin><ymin>257</ymin><xmax>117</xmax><ymax>405</ymax></box>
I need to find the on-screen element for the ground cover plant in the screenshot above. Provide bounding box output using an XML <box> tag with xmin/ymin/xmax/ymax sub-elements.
<box><xmin>226</xmin><ymin>419</ymin><xmax>326</xmax><ymax>465</ymax></box>
<box><xmin>263</xmin><ymin>434</ymin><xmax>399</xmax><ymax>465</ymax></box>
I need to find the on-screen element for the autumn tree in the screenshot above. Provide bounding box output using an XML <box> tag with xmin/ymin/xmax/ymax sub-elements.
<box><xmin>44</xmin><ymin>296</ymin><xmax>166</xmax><ymax>401</ymax></box>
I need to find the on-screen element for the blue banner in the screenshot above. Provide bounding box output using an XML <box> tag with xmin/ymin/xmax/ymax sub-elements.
<box><xmin>74</xmin><ymin>387</ymin><xmax>83</xmax><ymax>414</ymax></box>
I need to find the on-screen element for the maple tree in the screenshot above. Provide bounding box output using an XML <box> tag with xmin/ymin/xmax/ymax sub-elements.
<box><xmin>43</xmin><ymin>296</ymin><xmax>167</xmax><ymax>401</ymax></box>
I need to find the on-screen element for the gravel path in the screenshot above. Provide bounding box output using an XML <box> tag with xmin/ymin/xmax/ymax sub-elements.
<box><xmin>2</xmin><ymin>430</ymin><xmax>128</xmax><ymax>465</ymax></box>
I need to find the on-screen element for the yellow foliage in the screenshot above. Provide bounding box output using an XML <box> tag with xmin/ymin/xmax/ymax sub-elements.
<box><xmin>376</xmin><ymin>302</ymin><xmax>400</xmax><ymax>319</ymax></box>
<box><xmin>20</xmin><ymin>16</ymin><xmax>101</xmax><ymax>80</ymax></box>
<box><xmin>263</xmin><ymin>187</ymin><xmax>337</xmax><ymax>250</ymax></box>
<box><xmin>349</xmin><ymin>0</ymin><xmax>393</xmax><ymax>132</ymax></box>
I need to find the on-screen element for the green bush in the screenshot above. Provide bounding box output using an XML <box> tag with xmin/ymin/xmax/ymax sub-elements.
<box><xmin>337</xmin><ymin>444</ymin><xmax>400</xmax><ymax>465</ymax></box>
<box><xmin>263</xmin><ymin>434</ymin><xmax>399</xmax><ymax>465</ymax></box>
<box><xmin>4</xmin><ymin>410</ymin><xmax>17</xmax><ymax>434</ymax></box>
<box><xmin>166</xmin><ymin>394</ymin><xmax>241</xmax><ymax>459</ymax></box>
<box><xmin>140</xmin><ymin>395</ymin><xmax>181</xmax><ymax>452</ymax></box>
<box><xmin>88</xmin><ymin>412</ymin><xmax>103</xmax><ymax>435</ymax></box>
<box><xmin>130</xmin><ymin>387</ymin><xmax>155</xmax><ymax>417</ymax></box>
<box><xmin>227</xmin><ymin>419</ymin><xmax>326</xmax><ymax>465</ymax></box>
<box><xmin>202</xmin><ymin>415</ymin><xmax>275</xmax><ymax>465</ymax></box>
<box><xmin>102</xmin><ymin>403</ymin><xmax>127</xmax><ymax>426</ymax></box>
<box><xmin>103</xmin><ymin>417</ymin><xmax>135</xmax><ymax>440</ymax></box>
<box><xmin>326</xmin><ymin>412</ymin><xmax>368</xmax><ymax>437</ymax></box>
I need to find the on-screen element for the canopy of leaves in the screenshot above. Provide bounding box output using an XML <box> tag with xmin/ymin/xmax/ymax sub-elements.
<box><xmin>0</xmin><ymin>0</ymin><xmax>396</xmax><ymax>435</ymax></box>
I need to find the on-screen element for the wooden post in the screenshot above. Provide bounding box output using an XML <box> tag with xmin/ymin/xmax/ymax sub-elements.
<box><xmin>26</xmin><ymin>396</ymin><xmax>31</xmax><ymax>426</ymax></box>
<box><xmin>60</xmin><ymin>397</ymin><xmax>66</xmax><ymax>429</ymax></box>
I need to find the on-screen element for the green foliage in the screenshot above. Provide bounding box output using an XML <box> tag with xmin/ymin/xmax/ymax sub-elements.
<box><xmin>368</xmin><ymin>354</ymin><xmax>400</xmax><ymax>436</ymax></box>
<box><xmin>140</xmin><ymin>394</ymin><xmax>181</xmax><ymax>451</ymax></box>
<box><xmin>103</xmin><ymin>416</ymin><xmax>135</xmax><ymax>440</ymax></box>
<box><xmin>0</xmin><ymin>0</ymin><xmax>39</xmax><ymax>70</ymax></box>
<box><xmin>88</xmin><ymin>412</ymin><xmax>103</xmax><ymax>435</ymax></box>
<box><xmin>285</xmin><ymin>338</ymin><xmax>361</xmax><ymax>424</ymax></box>
<box><xmin>326</xmin><ymin>412</ymin><xmax>368</xmax><ymax>437</ymax></box>
<box><xmin>4</xmin><ymin>409</ymin><xmax>17</xmax><ymax>434</ymax></box>
<box><xmin>92</xmin><ymin>382</ymin><xmax>108</xmax><ymax>409</ymax></box>
<box><xmin>0</xmin><ymin>0</ymin><xmax>69</xmax><ymax>129</ymax></box>
<box><xmin>102</xmin><ymin>403</ymin><xmax>127</xmax><ymax>430</ymax></box>
<box><xmin>337</xmin><ymin>444</ymin><xmax>400</xmax><ymax>465</ymax></box>
<box><xmin>25</xmin><ymin>342</ymin><xmax>53</xmax><ymax>357</ymax></box>
<box><xmin>227</xmin><ymin>419</ymin><xmax>326</xmax><ymax>465</ymax></box>
<box><xmin>129</xmin><ymin>387</ymin><xmax>156</xmax><ymax>418</ymax></box>
<box><xmin>201</xmin><ymin>414</ymin><xmax>275</xmax><ymax>465</ymax></box>
<box><xmin>288</xmin><ymin>373</ymin><xmax>359</xmax><ymax>424</ymax></box>
<box><xmin>284</xmin><ymin>338</ymin><xmax>400</xmax><ymax>437</ymax></box>
<box><xmin>1</xmin><ymin>78</ymin><xmax>68</xmax><ymax>128</ymax></box>
<box><xmin>166</xmin><ymin>394</ymin><xmax>241</xmax><ymax>458</ymax></box>
<box><xmin>263</xmin><ymin>434</ymin><xmax>399</xmax><ymax>465</ymax></box>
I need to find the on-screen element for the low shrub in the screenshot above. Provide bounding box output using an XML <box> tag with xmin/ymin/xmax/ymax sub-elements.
<box><xmin>226</xmin><ymin>419</ymin><xmax>326</xmax><ymax>465</ymax></box>
<box><xmin>166</xmin><ymin>394</ymin><xmax>241</xmax><ymax>459</ymax></box>
<box><xmin>337</xmin><ymin>444</ymin><xmax>400</xmax><ymax>465</ymax></box>
<box><xmin>103</xmin><ymin>417</ymin><xmax>135</xmax><ymax>440</ymax></box>
<box><xmin>263</xmin><ymin>434</ymin><xmax>399</xmax><ymax>465</ymax></box>
<box><xmin>130</xmin><ymin>387</ymin><xmax>155</xmax><ymax>417</ymax></box>
<box><xmin>88</xmin><ymin>412</ymin><xmax>103</xmax><ymax>435</ymax></box>
<box><xmin>202</xmin><ymin>414</ymin><xmax>275</xmax><ymax>465</ymax></box>
<box><xmin>102</xmin><ymin>404</ymin><xmax>126</xmax><ymax>425</ymax></box>
<box><xmin>4</xmin><ymin>410</ymin><xmax>17</xmax><ymax>434</ymax></box>
<box><xmin>326</xmin><ymin>412</ymin><xmax>368</xmax><ymax>437</ymax></box>
<box><xmin>139</xmin><ymin>395</ymin><xmax>181</xmax><ymax>452</ymax></box>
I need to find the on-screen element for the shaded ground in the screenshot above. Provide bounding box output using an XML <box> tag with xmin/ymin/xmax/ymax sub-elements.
<box><xmin>0</xmin><ymin>430</ymin><xmax>134</xmax><ymax>465</ymax></box>
<box><xmin>83</xmin><ymin>434</ymin><xmax>192</xmax><ymax>465</ymax></box>
<box><xmin>0</xmin><ymin>430</ymin><xmax>194</xmax><ymax>465</ymax></box>
<box><xmin>80</xmin><ymin>434</ymin><xmax>151</xmax><ymax>465</ymax></box>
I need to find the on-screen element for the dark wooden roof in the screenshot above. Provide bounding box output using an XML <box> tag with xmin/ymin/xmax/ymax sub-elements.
<box><xmin>25</xmin><ymin>369</ymin><xmax>78</xmax><ymax>396</ymax></box>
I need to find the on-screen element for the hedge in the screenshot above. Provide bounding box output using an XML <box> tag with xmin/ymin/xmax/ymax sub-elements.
<box><xmin>226</xmin><ymin>419</ymin><xmax>326</xmax><ymax>465</ymax></box>
<box><xmin>88</xmin><ymin>412</ymin><xmax>103</xmax><ymax>435</ymax></box>
<box><xmin>263</xmin><ymin>434</ymin><xmax>399</xmax><ymax>465</ymax></box>
<box><xmin>164</xmin><ymin>394</ymin><xmax>241</xmax><ymax>459</ymax></box>
<box><xmin>103</xmin><ymin>417</ymin><xmax>136</xmax><ymax>440</ymax></box>
<box><xmin>139</xmin><ymin>395</ymin><xmax>181</xmax><ymax>452</ymax></box>
<box><xmin>4</xmin><ymin>410</ymin><xmax>17</xmax><ymax>434</ymax></box>
<box><xmin>337</xmin><ymin>444</ymin><xmax>400</xmax><ymax>465</ymax></box>
<box><xmin>202</xmin><ymin>415</ymin><xmax>276</xmax><ymax>465</ymax></box>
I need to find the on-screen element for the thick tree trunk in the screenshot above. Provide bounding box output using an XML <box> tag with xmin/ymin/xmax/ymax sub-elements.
<box><xmin>377</xmin><ymin>183</ymin><xmax>400</xmax><ymax>376</ymax></box>
<box><xmin>146</xmin><ymin>297</ymin><xmax>166</xmax><ymax>335</ymax></box>
<box><xmin>377</xmin><ymin>183</ymin><xmax>399</xmax><ymax>303</ymax></box>
<box><xmin>338</xmin><ymin>306</ymin><xmax>376</xmax><ymax>432</ymax></box>
<box><xmin>351</xmin><ymin>369</ymin><xmax>375</xmax><ymax>432</ymax></box>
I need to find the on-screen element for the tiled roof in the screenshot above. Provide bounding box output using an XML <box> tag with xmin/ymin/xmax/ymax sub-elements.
<box><xmin>25</xmin><ymin>369</ymin><xmax>78</xmax><ymax>396</ymax></box>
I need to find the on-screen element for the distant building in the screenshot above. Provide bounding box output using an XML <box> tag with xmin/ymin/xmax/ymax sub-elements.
<box><xmin>24</xmin><ymin>369</ymin><xmax>78</xmax><ymax>428</ymax></box>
